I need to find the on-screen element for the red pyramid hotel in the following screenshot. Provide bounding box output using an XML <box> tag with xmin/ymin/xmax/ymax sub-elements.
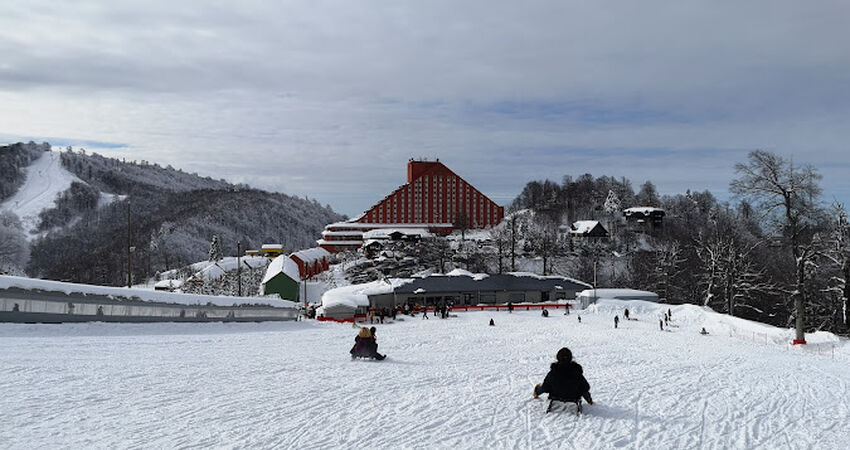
<box><xmin>318</xmin><ymin>159</ymin><xmax>505</xmax><ymax>252</ymax></box>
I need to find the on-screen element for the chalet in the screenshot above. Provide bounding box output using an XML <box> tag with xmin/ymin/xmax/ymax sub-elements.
<box><xmin>261</xmin><ymin>244</ymin><xmax>284</xmax><ymax>257</ymax></box>
<box><xmin>290</xmin><ymin>248</ymin><xmax>331</xmax><ymax>280</ymax></box>
<box><xmin>154</xmin><ymin>279</ymin><xmax>183</xmax><ymax>292</ymax></box>
<box><xmin>261</xmin><ymin>255</ymin><xmax>302</xmax><ymax>301</ymax></box>
<box><xmin>564</xmin><ymin>220</ymin><xmax>609</xmax><ymax>238</ymax></box>
<box><xmin>623</xmin><ymin>207</ymin><xmax>665</xmax><ymax>230</ymax></box>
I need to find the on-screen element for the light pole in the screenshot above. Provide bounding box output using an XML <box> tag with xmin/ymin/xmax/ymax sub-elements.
<box><xmin>237</xmin><ymin>240</ymin><xmax>242</xmax><ymax>297</ymax></box>
<box><xmin>126</xmin><ymin>201</ymin><xmax>132</xmax><ymax>288</ymax></box>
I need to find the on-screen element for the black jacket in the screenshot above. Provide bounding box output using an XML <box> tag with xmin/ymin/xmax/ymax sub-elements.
<box><xmin>539</xmin><ymin>361</ymin><xmax>592</xmax><ymax>403</ymax></box>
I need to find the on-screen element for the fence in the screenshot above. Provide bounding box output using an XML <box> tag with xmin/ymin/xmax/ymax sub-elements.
<box><xmin>728</xmin><ymin>328</ymin><xmax>837</xmax><ymax>359</ymax></box>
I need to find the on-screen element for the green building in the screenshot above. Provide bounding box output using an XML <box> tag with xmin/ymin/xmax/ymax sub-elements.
<box><xmin>261</xmin><ymin>256</ymin><xmax>301</xmax><ymax>301</ymax></box>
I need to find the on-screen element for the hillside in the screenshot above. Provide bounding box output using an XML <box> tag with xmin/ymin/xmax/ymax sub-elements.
<box><xmin>0</xmin><ymin>143</ymin><xmax>345</xmax><ymax>285</ymax></box>
<box><xmin>1</xmin><ymin>300</ymin><xmax>847</xmax><ymax>448</ymax></box>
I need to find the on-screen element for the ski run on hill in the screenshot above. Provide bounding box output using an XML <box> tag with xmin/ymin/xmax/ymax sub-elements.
<box><xmin>1</xmin><ymin>300</ymin><xmax>848</xmax><ymax>449</ymax></box>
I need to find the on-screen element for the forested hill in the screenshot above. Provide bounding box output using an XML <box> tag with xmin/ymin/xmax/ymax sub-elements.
<box><xmin>0</xmin><ymin>143</ymin><xmax>344</xmax><ymax>285</ymax></box>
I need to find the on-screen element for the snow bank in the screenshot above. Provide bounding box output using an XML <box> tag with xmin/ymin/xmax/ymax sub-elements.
<box><xmin>320</xmin><ymin>278</ymin><xmax>413</xmax><ymax>310</ymax></box>
<box><xmin>0</xmin><ymin>275</ymin><xmax>296</xmax><ymax>308</ymax></box>
<box><xmin>588</xmin><ymin>299</ymin><xmax>840</xmax><ymax>346</ymax></box>
<box><xmin>578</xmin><ymin>288</ymin><xmax>658</xmax><ymax>301</ymax></box>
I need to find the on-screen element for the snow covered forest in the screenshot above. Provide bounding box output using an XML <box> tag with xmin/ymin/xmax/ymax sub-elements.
<box><xmin>0</xmin><ymin>143</ymin><xmax>344</xmax><ymax>285</ymax></box>
<box><xmin>495</xmin><ymin>151</ymin><xmax>849</xmax><ymax>336</ymax></box>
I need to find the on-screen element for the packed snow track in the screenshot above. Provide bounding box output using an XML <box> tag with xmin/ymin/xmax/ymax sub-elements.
<box><xmin>0</xmin><ymin>300</ymin><xmax>848</xmax><ymax>449</ymax></box>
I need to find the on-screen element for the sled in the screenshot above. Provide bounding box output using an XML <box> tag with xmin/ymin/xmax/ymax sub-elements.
<box><xmin>350</xmin><ymin>353</ymin><xmax>386</xmax><ymax>361</ymax></box>
<box><xmin>546</xmin><ymin>397</ymin><xmax>582</xmax><ymax>415</ymax></box>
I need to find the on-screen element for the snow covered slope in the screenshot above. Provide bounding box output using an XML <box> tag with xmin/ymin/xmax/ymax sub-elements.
<box><xmin>0</xmin><ymin>300</ymin><xmax>847</xmax><ymax>448</ymax></box>
<box><xmin>0</xmin><ymin>151</ymin><xmax>80</xmax><ymax>239</ymax></box>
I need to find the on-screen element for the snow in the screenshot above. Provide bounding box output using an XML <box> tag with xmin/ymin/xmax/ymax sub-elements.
<box><xmin>188</xmin><ymin>256</ymin><xmax>270</xmax><ymax>282</ymax></box>
<box><xmin>326</xmin><ymin>221</ymin><xmax>453</xmax><ymax>229</ymax></box>
<box><xmin>444</xmin><ymin>268</ymin><xmax>490</xmax><ymax>281</ymax></box>
<box><xmin>362</xmin><ymin>228</ymin><xmax>433</xmax><ymax>240</ymax></box>
<box><xmin>291</xmin><ymin>247</ymin><xmax>330</xmax><ymax>264</ymax></box>
<box><xmin>261</xmin><ymin>244</ymin><xmax>283</xmax><ymax>252</ymax></box>
<box><xmin>153</xmin><ymin>279</ymin><xmax>183</xmax><ymax>290</ymax></box>
<box><xmin>506</xmin><ymin>271</ymin><xmax>592</xmax><ymax>288</ymax></box>
<box><xmin>0</xmin><ymin>275</ymin><xmax>295</xmax><ymax>308</ymax></box>
<box><xmin>1</xmin><ymin>299</ymin><xmax>848</xmax><ymax>448</ymax></box>
<box><xmin>320</xmin><ymin>278</ymin><xmax>412</xmax><ymax>310</ymax></box>
<box><xmin>0</xmin><ymin>151</ymin><xmax>82</xmax><ymax>239</ymax></box>
<box><xmin>261</xmin><ymin>255</ymin><xmax>301</xmax><ymax>284</ymax></box>
<box><xmin>624</xmin><ymin>206</ymin><xmax>664</xmax><ymax>215</ymax></box>
<box><xmin>569</xmin><ymin>220</ymin><xmax>601</xmax><ymax>234</ymax></box>
<box><xmin>578</xmin><ymin>288</ymin><xmax>659</xmax><ymax>301</ymax></box>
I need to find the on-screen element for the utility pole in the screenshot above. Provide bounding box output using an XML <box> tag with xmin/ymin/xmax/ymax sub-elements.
<box><xmin>126</xmin><ymin>201</ymin><xmax>132</xmax><ymax>288</ymax></box>
<box><xmin>237</xmin><ymin>240</ymin><xmax>242</xmax><ymax>297</ymax></box>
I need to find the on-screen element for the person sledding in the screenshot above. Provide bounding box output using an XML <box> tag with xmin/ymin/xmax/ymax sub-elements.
<box><xmin>350</xmin><ymin>327</ymin><xmax>386</xmax><ymax>360</ymax></box>
<box><xmin>533</xmin><ymin>347</ymin><xmax>593</xmax><ymax>414</ymax></box>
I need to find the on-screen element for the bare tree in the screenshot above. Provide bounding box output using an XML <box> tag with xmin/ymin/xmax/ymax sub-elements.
<box><xmin>453</xmin><ymin>212</ymin><xmax>470</xmax><ymax>241</ymax></box>
<box><xmin>0</xmin><ymin>211</ymin><xmax>29</xmax><ymax>274</ymax></box>
<box><xmin>822</xmin><ymin>204</ymin><xmax>850</xmax><ymax>331</ymax></box>
<box><xmin>490</xmin><ymin>225</ymin><xmax>509</xmax><ymax>274</ymax></box>
<box><xmin>730</xmin><ymin>150</ymin><xmax>822</xmax><ymax>342</ymax></box>
<box><xmin>527</xmin><ymin>215</ymin><xmax>563</xmax><ymax>276</ymax></box>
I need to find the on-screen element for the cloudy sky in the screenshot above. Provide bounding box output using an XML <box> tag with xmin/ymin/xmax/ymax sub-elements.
<box><xmin>1</xmin><ymin>1</ymin><xmax>849</xmax><ymax>216</ymax></box>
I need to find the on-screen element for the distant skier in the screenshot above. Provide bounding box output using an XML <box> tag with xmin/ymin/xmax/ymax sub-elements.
<box><xmin>577</xmin><ymin>315</ymin><xmax>582</xmax><ymax>323</ymax></box>
<box><xmin>507</xmin><ymin>302</ymin><xmax>514</xmax><ymax>313</ymax></box>
<box><xmin>700</xmin><ymin>327</ymin><xmax>709</xmax><ymax>335</ymax></box>
<box><xmin>489</xmin><ymin>318</ymin><xmax>495</xmax><ymax>326</ymax></box>
<box><xmin>668</xmin><ymin>308</ymin><xmax>672</xmax><ymax>319</ymax></box>
<box><xmin>614</xmin><ymin>315</ymin><xmax>619</xmax><ymax>329</ymax></box>
<box><xmin>624</xmin><ymin>308</ymin><xmax>630</xmax><ymax>320</ymax></box>
<box><xmin>659</xmin><ymin>319</ymin><xmax>664</xmax><ymax>331</ymax></box>
<box><xmin>541</xmin><ymin>308</ymin><xmax>549</xmax><ymax>317</ymax></box>
<box><xmin>533</xmin><ymin>347</ymin><xmax>593</xmax><ymax>405</ymax></box>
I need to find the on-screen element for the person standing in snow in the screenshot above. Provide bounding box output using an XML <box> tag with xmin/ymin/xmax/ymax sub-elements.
<box><xmin>533</xmin><ymin>347</ymin><xmax>593</xmax><ymax>405</ymax></box>
<box><xmin>508</xmin><ymin>302</ymin><xmax>514</xmax><ymax>313</ymax></box>
<box><xmin>541</xmin><ymin>308</ymin><xmax>549</xmax><ymax>317</ymax></box>
<box><xmin>624</xmin><ymin>308</ymin><xmax>630</xmax><ymax>320</ymax></box>
<box><xmin>659</xmin><ymin>319</ymin><xmax>664</xmax><ymax>331</ymax></box>
<box><xmin>614</xmin><ymin>315</ymin><xmax>619</xmax><ymax>328</ymax></box>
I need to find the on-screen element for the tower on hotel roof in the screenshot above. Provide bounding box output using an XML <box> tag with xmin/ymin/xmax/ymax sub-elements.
<box><xmin>319</xmin><ymin>159</ymin><xmax>505</xmax><ymax>253</ymax></box>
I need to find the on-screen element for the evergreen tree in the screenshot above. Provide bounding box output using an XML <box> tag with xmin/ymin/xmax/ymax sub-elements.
<box><xmin>208</xmin><ymin>235</ymin><xmax>223</xmax><ymax>262</ymax></box>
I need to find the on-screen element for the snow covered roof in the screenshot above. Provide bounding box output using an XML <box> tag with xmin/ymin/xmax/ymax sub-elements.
<box><xmin>291</xmin><ymin>247</ymin><xmax>330</xmax><ymax>264</ymax></box>
<box><xmin>623</xmin><ymin>207</ymin><xmax>664</xmax><ymax>215</ymax></box>
<box><xmin>188</xmin><ymin>256</ymin><xmax>270</xmax><ymax>282</ymax></box>
<box><xmin>316</xmin><ymin>239</ymin><xmax>362</xmax><ymax>246</ymax></box>
<box><xmin>578</xmin><ymin>288</ymin><xmax>659</xmax><ymax>301</ymax></box>
<box><xmin>389</xmin><ymin>272</ymin><xmax>591</xmax><ymax>295</ymax></box>
<box><xmin>261</xmin><ymin>244</ymin><xmax>284</xmax><ymax>251</ymax></box>
<box><xmin>325</xmin><ymin>221</ymin><xmax>453</xmax><ymax>230</ymax></box>
<box><xmin>154</xmin><ymin>279</ymin><xmax>183</xmax><ymax>289</ymax></box>
<box><xmin>262</xmin><ymin>255</ymin><xmax>302</xmax><ymax>284</ymax></box>
<box><xmin>362</xmin><ymin>228</ymin><xmax>433</xmax><ymax>240</ymax></box>
<box><xmin>568</xmin><ymin>220</ymin><xmax>605</xmax><ymax>235</ymax></box>
<box><xmin>321</xmin><ymin>230</ymin><xmax>364</xmax><ymax>237</ymax></box>
<box><xmin>0</xmin><ymin>275</ymin><xmax>296</xmax><ymax>308</ymax></box>
<box><xmin>321</xmin><ymin>278</ymin><xmax>413</xmax><ymax>310</ymax></box>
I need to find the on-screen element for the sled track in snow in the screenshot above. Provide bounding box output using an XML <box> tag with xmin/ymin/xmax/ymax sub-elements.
<box><xmin>0</xmin><ymin>305</ymin><xmax>848</xmax><ymax>449</ymax></box>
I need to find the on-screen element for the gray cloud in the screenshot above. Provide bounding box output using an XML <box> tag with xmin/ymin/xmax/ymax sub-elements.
<box><xmin>1</xmin><ymin>1</ymin><xmax>849</xmax><ymax>215</ymax></box>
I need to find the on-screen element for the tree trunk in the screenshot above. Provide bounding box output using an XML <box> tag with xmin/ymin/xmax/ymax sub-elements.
<box><xmin>795</xmin><ymin>255</ymin><xmax>806</xmax><ymax>341</ymax></box>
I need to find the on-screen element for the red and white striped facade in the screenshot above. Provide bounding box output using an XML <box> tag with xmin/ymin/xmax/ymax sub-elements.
<box><xmin>319</xmin><ymin>160</ymin><xmax>505</xmax><ymax>253</ymax></box>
